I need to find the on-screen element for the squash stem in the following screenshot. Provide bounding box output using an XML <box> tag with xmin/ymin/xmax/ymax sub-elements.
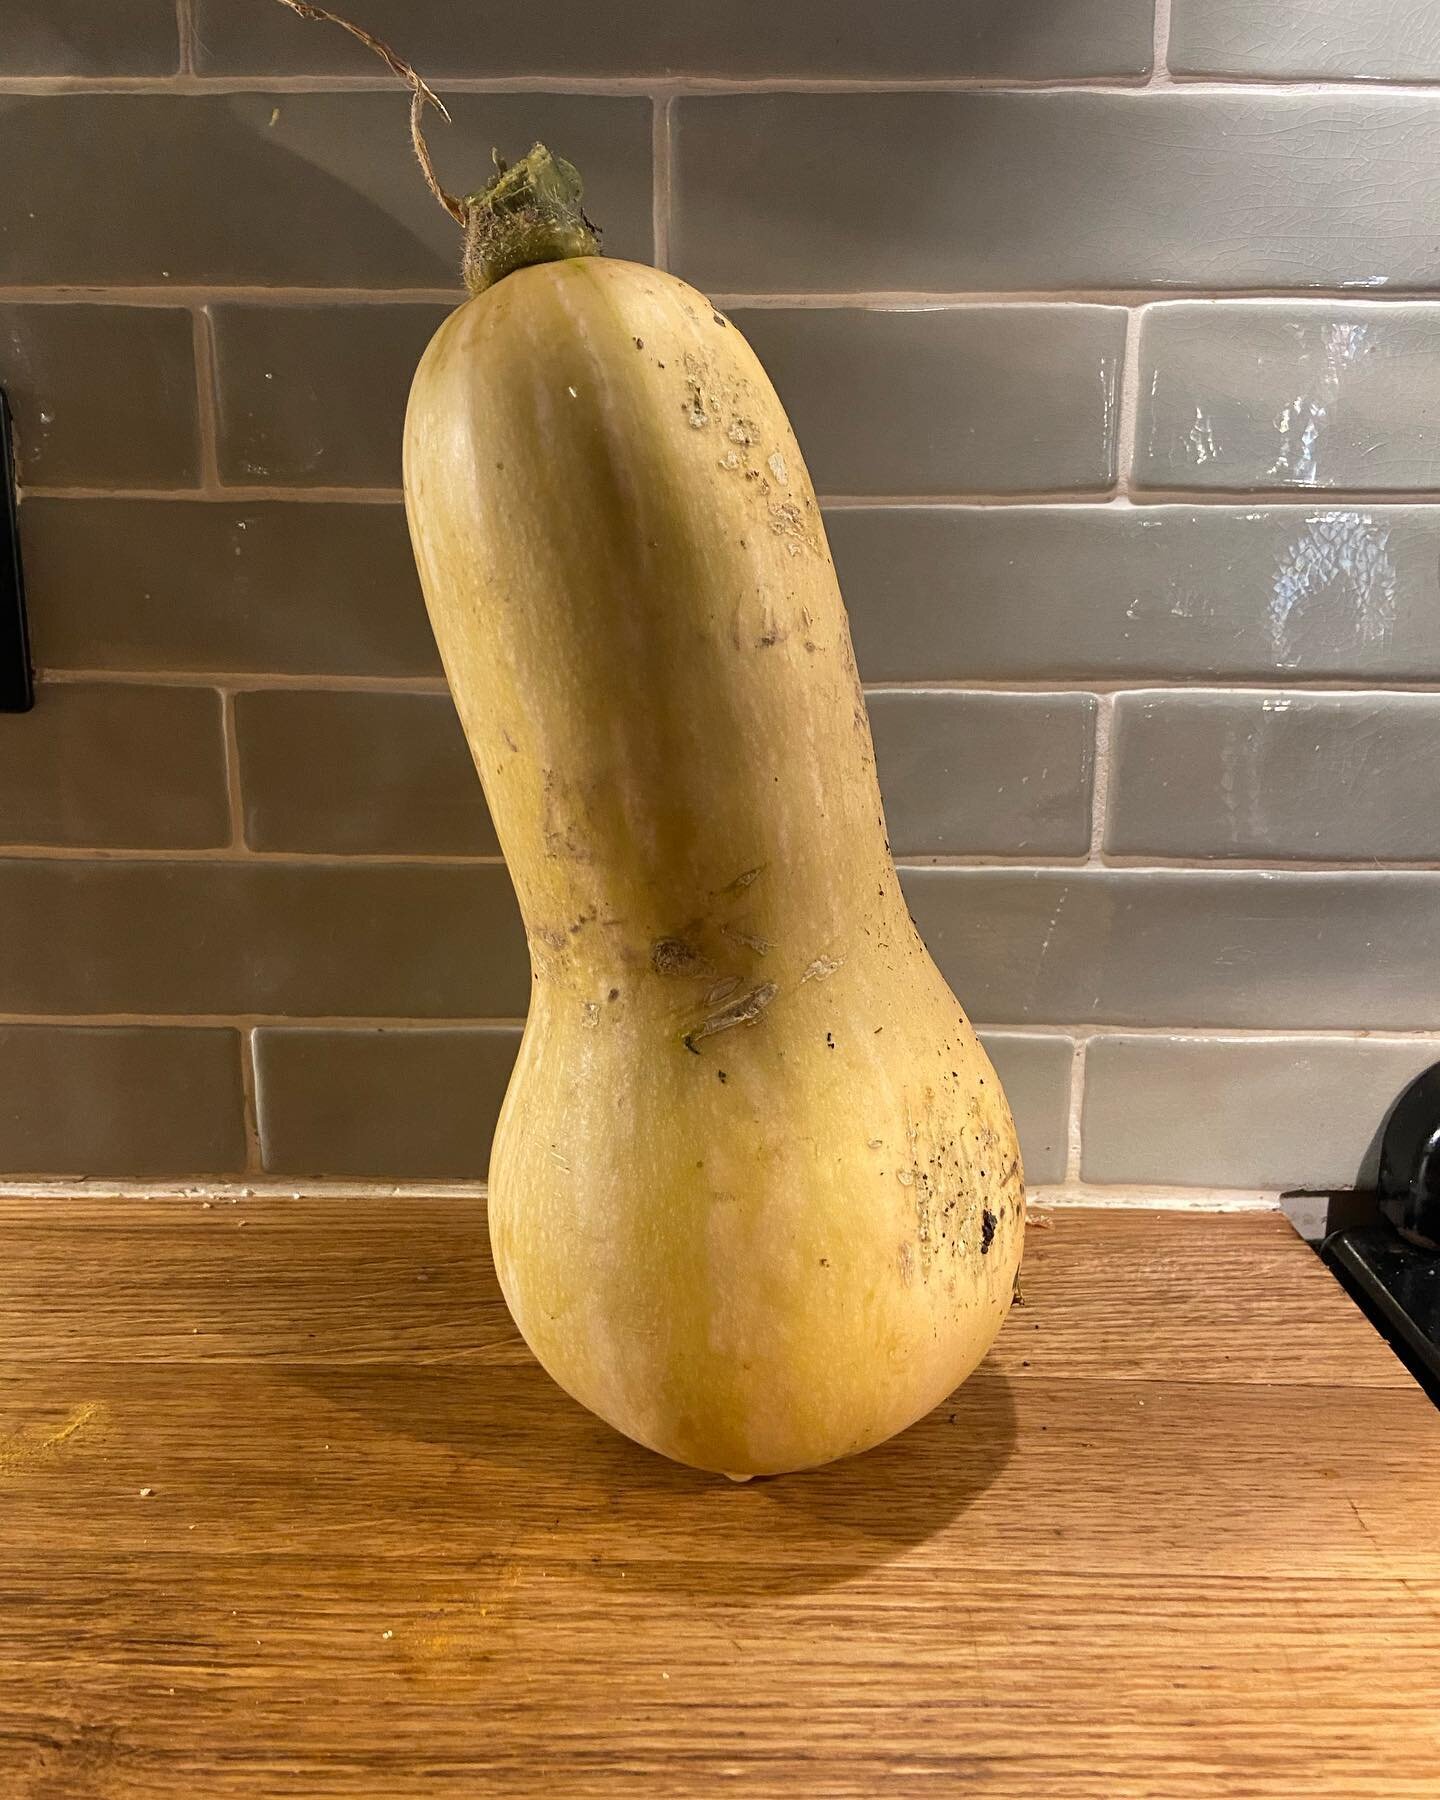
<box><xmin>460</xmin><ymin>144</ymin><xmax>603</xmax><ymax>296</ymax></box>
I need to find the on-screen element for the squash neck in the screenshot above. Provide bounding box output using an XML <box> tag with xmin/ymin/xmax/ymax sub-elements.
<box><xmin>461</xmin><ymin>144</ymin><xmax>602</xmax><ymax>298</ymax></box>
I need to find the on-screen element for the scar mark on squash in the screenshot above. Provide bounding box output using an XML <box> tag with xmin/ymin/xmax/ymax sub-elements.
<box><xmin>682</xmin><ymin>981</ymin><xmax>779</xmax><ymax>1054</ymax></box>
<box><xmin>800</xmin><ymin>954</ymin><xmax>843</xmax><ymax>983</ymax></box>
<box><xmin>717</xmin><ymin>865</ymin><xmax>764</xmax><ymax>896</ymax></box>
<box><xmin>723</xmin><ymin>924</ymin><xmax>771</xmax><ymax>956</ymax></box>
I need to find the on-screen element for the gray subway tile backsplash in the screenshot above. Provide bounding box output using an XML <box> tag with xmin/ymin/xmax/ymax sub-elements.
<box><xmin>903</xmin><ymin>868</ymin><xmax>1440</xmax><ymax>1030</ymax></box>
<box><xmin>235</xmin><ymin>689</ymin><xmax>497</xmax><ymax>856</ymax></box>
<box><xmin>0</xmin><ymin>94</ymin><xmax>652</xmax><ymax>288</ymax></box>
<box><xmin>7</xmin><ymin>1</ymin><xmax>180</xmax><ymax>75</ymax></box>
<box><xmin>196</xmin><ymin>0</ymin><xmax>1152</xmax><ymax>79</ymax></box>
<box><xmin>0</xmin><ymin>306</ymin><xmax>199</xmax><ymax>488</ymax></box>
<box><xmin>6</xmin><ymin>27</ymin><xmax>1440</xmax><ymax>1196</ymax></box>
<box><xmin>211</xmin><ymin>304</ymin><xmax>451</xmax><ymax>490</ymax></box>
<box><xmin>1138</xmin><ymin>305</ymin><xmax>1440</xmax><ymax>493</ymax></box>
<box><xmin>1108</xmin><ymin>692</ymin><xmax>1440</xmax><ymax>861</ymax></box>
<box><xmin>735</xmin><ymin>307</ymin><xmax>1123</xmax><ymax>497</ymax></box>
<box><xmin>1082</xmin><ymin>1035</ymin><xmax>1440</xmax><ymax>1189</ymax></box>
<box><xmin>975</xmin><ymin>1033</ymin><xmax>1073</xmax><ymax>1187</ymax></box>
<box><xmin>1169</xmin><ymin>0</ymin><xmax>1440</xmax><ymax>79</ymax></box>
<box><xmin>870</xmin><ymin>691</ymin><xmax>1096</xmax><ymax>857</ymax></box>
<box><xmin>0</xmin><ymin>1026</ymin><xmax>245</xmax><ymax>1177</ymax></box>
<box><xmin>21</xmin><ymin>501</ymin><xmax>437</xmax><ymax>677</ymax></box>
<box><xmin>672</xmin><ymin>94</ymin><xmax>1440</xmax><ymax>294</ymax></box>
<box><xmin>831</xmin><ymin>505</ymin><xmax>1440</xmax><ymax>684</ymax></box>
<box><xmin>0</xmin><ymin>683</ymin><xmax>228</xmax><ymax>850</ymax></box>
<box><xmin>255</xmin><ymin>1026</ymin><xmax>519</xmax><ymax>1178</ymax></box>
<box><xmin>0</xmin><ymin>861</ymin><xmax>529</xmax><ymax>1019</ymax></box>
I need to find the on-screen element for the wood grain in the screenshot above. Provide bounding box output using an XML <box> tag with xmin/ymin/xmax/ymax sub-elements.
<box><xmin>1</xmin><ymin>1201</ymin><xmax>1436</xmax><ymax>1797</ymax></box>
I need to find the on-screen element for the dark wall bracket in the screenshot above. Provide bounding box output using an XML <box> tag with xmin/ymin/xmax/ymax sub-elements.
<box><xmin>1</xmin><ymin>390</ymin><xmax>34</xmax><ymax>713</ymax></box>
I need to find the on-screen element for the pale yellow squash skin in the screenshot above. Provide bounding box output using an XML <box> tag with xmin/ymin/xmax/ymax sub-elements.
<box><xmin>403</xmin><ymin>256</ymin><xmax>1023</xmax><ymax>1477</ymax></box>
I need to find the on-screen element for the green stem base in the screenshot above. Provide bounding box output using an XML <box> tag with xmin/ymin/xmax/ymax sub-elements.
<box><xmin>461</xmin><ymin>144</ymin><xmax>602</xmax><ymax>297</ymax></box>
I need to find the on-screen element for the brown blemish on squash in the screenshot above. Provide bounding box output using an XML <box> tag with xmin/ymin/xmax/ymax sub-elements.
<box><xmin>651</xmin><ymin>937</ymin><xmax>712</xmax><ymax>978</ymax></box>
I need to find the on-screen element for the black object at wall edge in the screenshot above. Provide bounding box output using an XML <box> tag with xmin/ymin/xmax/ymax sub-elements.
<box><xmin>0</xmin><ymin>391</ymin><xmax>34</xmax><ymax>714</ymax></box>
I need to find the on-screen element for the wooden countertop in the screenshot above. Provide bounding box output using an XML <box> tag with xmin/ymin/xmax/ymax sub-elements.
<box><xmin>2</xmin><ymin>1197</ymin><xmax>1437</xmax><ymax>1797</ymax></box>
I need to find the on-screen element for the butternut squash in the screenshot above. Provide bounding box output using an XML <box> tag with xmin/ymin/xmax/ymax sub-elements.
<box><xmin>403</xmin><ymin>149</ymin><xmax>1023</xmax><ymax>1478</ymax></box>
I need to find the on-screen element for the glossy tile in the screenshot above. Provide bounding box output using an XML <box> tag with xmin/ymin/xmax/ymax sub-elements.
<box><xmin>902</xmin><ymin>868</ymin><xmax>1440</xmax><ymax>1029</ymax></box>
<box><xmin>0</xmin><ymin>94</ymin><xmax>651</xmax><ymax>287</ymax></box>
<box><xmin>828</xmin><ymin>505</ymin><xmax>1440</xmax><ymax>683</ymax></box>
<box><xmin>196</xmin><ymin>0</ymin><xmax>1152</xmax><ymax>78</ymax></box>
<box><xmin>0</xmin><ymin>861</ymin><xmax>529</xmax><ymax>1018</ymax></box>
<box><xmin>1170</xmin><ymin>0</ymin><xmax>1440</xmax><ymax>79</ymax></box>
<box><xmin>1138</xmin><ymin>304</ymin><xmax>1440</xmax><ymax>493</ymax></box>
<box><xmin>211</xmin><ymin>304</ymin><xmax>451</xmax><ymax>489</ymax></box>
<box><xmin>235</xmin><ymin>689</ymin><xmax>495</xmax><ymax>855</ymax></box>
<box><xmin>735</xmin><ymin>307</ymin><xmax>1123</xmax><ymax>496</ymax></box>
<box><xmin>21</xmin><ymin>500</ymin><xmax>438</xmax><ymax>676</ymax></box>
<box><xmin>0</xmin><ymin>306</ymin><xmax>198</xmax><ymax>488</ymax></box>
<box><xmin>7</xmin><ymin>0</ymin><xmax>179</xmax><ymax>75</ymax></box>
<box><xmin>0</xmin><ymin>683</ymin><xmax>228</xmax><ymax>849</ymax></box>
<box><xmin>0</xmin><ymin>1026</ymin><xmax>245</xmax><ymax>1176</ymax></box>
<box><xmin>673</xmin><ymin>93</ymin><xmax>1440</xmax><ymax>293</ymax></box>
<box><xmin>869</xmin><ymin>691</ymin><xmax>1095</xmax><ymax>856</ymax></box>
<box><xmin>1082</xmin><ymin>1035</ymin><xmax>1440</xmax><ymax>1188</ymax></box>
<box><xmin>255</xmin><ymin>1026</ymin><xmax>518</xmax><ymax>1177</ymax></box>
<box><xmin>1108</xmin><ymin>692</ymin><xmax>1440</xmax><ymax>861</ymax></box>
<box><xmin>976</xmin><ymin>1032</ymin><xmax>1073</xmax><ymax>1186</ymax></box>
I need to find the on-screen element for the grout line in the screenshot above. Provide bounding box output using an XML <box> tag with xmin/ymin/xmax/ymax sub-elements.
<box><xmin>650</xmin><ymin>95</ymin><xmax>673</xmax><ymax>270</ymax></box>
<box><xmin>1086</xmin><ymin>696</ymin><xmax>1116</xmax><ymax>864</ymax></box>
<box><xmin>9</xmin><ymin>73</ymin><xmax>1440</xmax><ymax>97</ymax></box>
<box><xmin>42</xmin><ymin>668</ymin><xmax>450</xmax><ymax>693</ymax></box>
<box><xmin>13</xmin><ymin>286</ymin><xmax>1440</xmax><ymax>308</ymax></box>
<box><xmin>0</xmin><ymin>1178</ymin><xmax>489</xmax><ymax>1200</ymax></box>
<box><xmin>174</xmin><ymin>0</ymin><xmax>195</xmax><ymax>77</ymax></box>
<box><xmin>38</xmin><ymin>669</ymin><xmax>1440</xmax><ymax>698</ymax></box>
<box><xmin>237</xmin><ymin>1027</ymin><xmax>262</xmax><ymax>1174</ymax></box>
<box><xmin>190</xmin><ymin>306</ymin><xmax>221</xmax><ymax>491</ymax></box>
<box><xmin>1114</xmin><ymin>307</ymin><xmax>1145</xmax><ymax>494</ymax></box>
<box><xmin>1063</xmin><ymin>1040</ymin><xmax>1088</xmax><ymax>1183</ymax></box>
<box><xmin>219</xmin><ymin>691</ymin><xmax>245</xmax><ymax>848</ymax></box>
<box><xmin>21</xmin><ymin>484</ymin><xmax>404</xmax><ymax>505</ymax></box>
<box><xmin>0</xmin><ymin>844</ymin><xmax>508</xmax><ymax>866</ymax></box>
<box><xmin>23</xmin><ymin>482</ymin><xmax>1440</xmax><ymax>509</ymax></box>
<box><xmin>1030</xmin><ymin>1187</ymin><xmax>1282</xmax><ymax>1212</ymax></box>
<box><xmin>1148</xmin><ymin>0</ymin><xmax>1174</xmax><ymax>86</ymax></box>
<box><xmin>0</xmin><ymin>1013</ymin><xmax>526</xmax><ymax>1031</ymax></box>
<box><xmin>8</xmin><ymin>839</ymin><xmax>1440</xmax><ymax>873</ymax></box>
<box><xmin>3</xmin><ymin>1013</ymin><xmax>1437</xmax><ymax>1043</ymax></box>
<box><xmin>0</xmin><ymin>287</ymin><xmax>464</xmax><ymax>306</ymax></box>
<box><xmin>0</xmin><ymin>1178</ymin><xmax>1284</xmax><ymax>1209</ymax></box>
<box><xmin>897</xmin><ymin>854</ymin><xmax>1440</xmax><ymax>873</ymax></box>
